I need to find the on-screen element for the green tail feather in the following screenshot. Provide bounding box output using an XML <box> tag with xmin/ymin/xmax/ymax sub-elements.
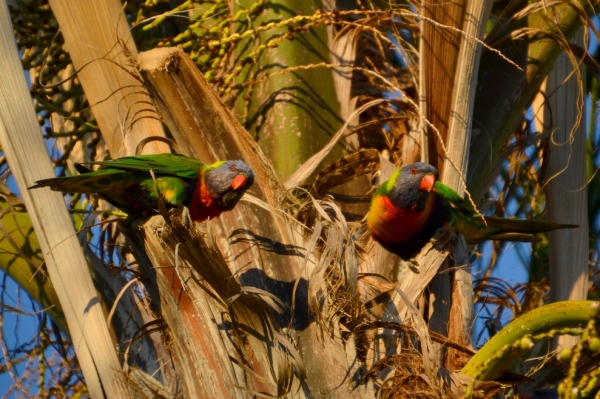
<box><xmin>484</xmin><ymin>233</ymin><xmax>544</xmax><ymax>243</ymax></box>
<box><xmin>435</xmin><ymin>181</ymin><xmax>578</xmax><ymax>244</ymax></box>
<box><xmin>449</xmin><ymin>210</ymin><xmax>578</xmax><ymax>244</ymax></box>
<box><xmin>29</xmin><ymin>168</ymin><xmax>132</xmax><ymax>193</ymax></box>
<box><xmin>484</xmin><ymin>216</ymin><xmax>578</xmax><ymax>234</ymax></box>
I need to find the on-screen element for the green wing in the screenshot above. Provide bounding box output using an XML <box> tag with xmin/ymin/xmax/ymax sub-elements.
<box><xmin>90</xmin><ymin>153</ymin><xmax>203</xmax><ymax>178</ymax></box>
<box><xmin>433</xmin><ymin>181</ymin><xmax>474</xmax><ymax>213</ymax></box>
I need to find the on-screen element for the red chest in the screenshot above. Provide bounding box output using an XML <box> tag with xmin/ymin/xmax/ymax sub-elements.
<box><xmin>189</xmin><ymin>174</ymin><xmax>223</xmax><ymax>222</ymax></box>
<box><xmin>367</xmin><ymin>194</ymin><xmax>435</xmax><ymax>243</ymax></box>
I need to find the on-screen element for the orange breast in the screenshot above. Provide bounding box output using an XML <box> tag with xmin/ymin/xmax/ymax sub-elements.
<box><xmin>367</xmin><ymin>194</ymin><xmax>435</xmax><ymax>244</ymax></box>
<box><xmin>189</xmin><ymin>172</ymin><xmax>223</xmax><ymax>222</ymax></box>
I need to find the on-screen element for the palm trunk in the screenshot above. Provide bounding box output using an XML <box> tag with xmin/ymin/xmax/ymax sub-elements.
<box><xmin>232</xmin><ymin>0</ymin><xmax>345</xmax><ymax>181</ymax></box>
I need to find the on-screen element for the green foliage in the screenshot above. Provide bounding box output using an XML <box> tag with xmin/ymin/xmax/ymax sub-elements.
<box><xmin>462</xmin><ymin>301</ymin><xmax>600</xmax><ymax>398</ymax></box>
<box><xmin>0</xmin><ymin>189</ymin><xmax>66</xmax><ymax>331</ymax></box>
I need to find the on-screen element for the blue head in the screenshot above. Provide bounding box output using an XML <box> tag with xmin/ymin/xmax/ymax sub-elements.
<box><xmin>204</xmin><ymin>160</ymin><xmax>255</xmax><ymax>210</ymax></box>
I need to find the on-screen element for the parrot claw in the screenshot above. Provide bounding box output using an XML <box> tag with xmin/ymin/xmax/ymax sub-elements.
<box><xmin>431</xmin><ymin>227</ymin><xmax>457</xmax><ymax>249</ymax></box>
<box><xmin>181</xmin><ymin>206</ymin><xmax>192</xmax><ymax>228</ymax></box>
<box><xmin>408</xmin><ymin>258</ymin><xmax>419</xmax><ymax>273</ymax></box>
<box><xmin>155</xmin><ymin>221</ymin><xmax>166</xmax><ymax>236</ymax></box>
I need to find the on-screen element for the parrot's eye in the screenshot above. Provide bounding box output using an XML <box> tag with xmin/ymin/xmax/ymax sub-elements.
<box><xmin>410</xmin><ymin>167</ymin><xmax>417</xmax><ymax>174</ymax></box>
<box><xmin>229</xmin><ymin>164</ymin><xmax>236</xmax><ymax>171</ymax></box>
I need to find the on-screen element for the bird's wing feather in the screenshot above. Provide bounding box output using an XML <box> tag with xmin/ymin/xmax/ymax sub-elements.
<box><xmin>433</xmin><ymin>181</ymin><xmax>475</xmax><ymax>213</ymax></box>
<box><xmin>89</xmin><ymin>153</ymin><xmax>203</xmax><ymax>179</ymax></box>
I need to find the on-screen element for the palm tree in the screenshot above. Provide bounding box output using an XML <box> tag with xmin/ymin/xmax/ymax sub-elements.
<box><xmin>0</xmin><ymin>0</ymin><xmax>597</xmax><ymax>397</ymax></box>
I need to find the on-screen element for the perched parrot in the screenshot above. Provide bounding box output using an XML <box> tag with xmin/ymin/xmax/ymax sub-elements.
<box><xmin>30</xmin><ymin>153</ymin><xmax>254</xmax><ymax>222</ymax></box>
<box><xmin>367</xmin><ymin>162</ymin><xmax>577</xmax><ymax>259</ymax></box>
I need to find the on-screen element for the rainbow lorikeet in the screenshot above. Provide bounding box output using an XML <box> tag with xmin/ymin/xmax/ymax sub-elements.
<box><xmin>367</xmin><ymin>162</ymin><xmax>577</xmax><ymax>259</ymax></box>
<box><xmin>30</xmin><ymin>153</ymin><xmax>254</xmax><ymax>222</ymax></box>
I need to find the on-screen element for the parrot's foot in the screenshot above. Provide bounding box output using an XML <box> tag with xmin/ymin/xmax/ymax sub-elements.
<box><xmin>155</xmin><ymin>220</ymin><xmax>166</xmax><ymax>236</ymax></box>
<box><xmin>430</xmin><ymin>227</ymin><xmax>457</xmax><ymax>249</ymax></box>
<box><xmin>408</xmin><ymin>258</ymin><xmax>419</xmax><ymax>273</ymax></box>
<box><xmin>181</xmin><ymin>206</ymin><xmax>192</xmax><ymax>228</ymax></box>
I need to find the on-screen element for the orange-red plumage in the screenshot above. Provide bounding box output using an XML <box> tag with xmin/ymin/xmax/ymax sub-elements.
<box><xmin>366</xmin><ymin>162</ymin><xmax>443</xmax><ymax>259</ymax></box>
<box><xmin>190</xmin><ymin>170</ymin><xmax>221</xmax><ymax>222</ymax></box>
<box><xmin>367</xmin><ymin>189</ymin><xmax>435</xmax><ymax>244</ymax></box>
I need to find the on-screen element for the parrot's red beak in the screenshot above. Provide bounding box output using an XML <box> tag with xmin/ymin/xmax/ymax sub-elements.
<box><xmin>231</xmin><ymin>174</ymin><xmax>247</xmax><ymax>190</ymax></box>
<box><xmin>420</xmin><ymin>173</ymin><xmax>435</xmax><ymax>192</ymax></box>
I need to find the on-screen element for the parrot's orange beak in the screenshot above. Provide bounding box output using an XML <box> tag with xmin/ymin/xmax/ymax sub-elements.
<box><xmin>231</xmin><ymin>174</ymin><xmax>247</xmax><ymax>190</ymax></box>
<box><xmin>419</xmin><ymin>173</ymin><xmax>435</xmax><ymax>192</ymax></box>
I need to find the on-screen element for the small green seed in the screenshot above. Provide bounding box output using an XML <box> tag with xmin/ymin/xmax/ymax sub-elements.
<box><xmin>557</xmin><ymin>347</ymin><xmax>572</xmax><ymax>362</ymax></box>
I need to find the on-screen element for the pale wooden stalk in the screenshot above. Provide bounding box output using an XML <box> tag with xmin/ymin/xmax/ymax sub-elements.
<box><xmin>417</xmin><ymin>27</ymin><xmax>428</xmax><ymax>164</ymax></box>
<box><xmin>544</xmin><ymin>28</ymin><xmax>589</xmax><ymax>349</ymax></box>
<box><xmin>437</xmin><ymin>0</ymin><xmax>493</xmax><ymax>370</ymax></box>
<box><xmin>0</xmin><ymin>1</ymin><xmax>126</xmax><ymax>398</ymax></box>
<box><xmin>420</xmin><ymin>0</ymin><xmax>466</xmax><ymax>168</ymax></box>
<box><xmin>47</xmin><ymin>0</ymin><xmax>168</xmax><ymax>156</ymax></box>
<box><xmin>403</xmin><ymin>115</ymin><xmax>425</xmax><ymax>165</ymax></box>
<box><xmin>134</xmin><ymin>47</ymin><xmax>368</xmax><ymax>398</ymax></box>
<box><xmin>442</xmin><ymin>0</ymin><xmax>494</xmax><ymax>190</ymax></box>
<box><xmin>418</xmin><ymin>1</ymin><xmax>466</xmax><ymax>369</ymax></box>
<box><xmin>427</xmin><ymin>262</ymin><xmax>451</xmax><ymax>366</ymax></box>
